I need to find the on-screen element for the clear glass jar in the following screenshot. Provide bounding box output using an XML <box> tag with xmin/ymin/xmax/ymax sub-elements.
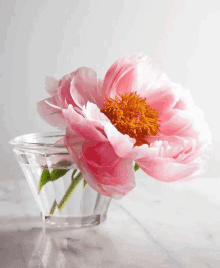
<box><xmin>9</xmin><ymin>132</ymin><xmax>111</xmax><ymax>229</ymax></box>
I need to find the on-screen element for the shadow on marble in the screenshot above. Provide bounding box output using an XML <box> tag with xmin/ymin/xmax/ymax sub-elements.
<box><xmin>0</xmin><ymin>225</ymin><xmax>174</xmax><ymax>268</ymax></box>
<box><xmin>0</xmin><ymin>227</ymin><xmax>118</xmax><ymax>268</ymax></box>
<box><xmin>0</xmin><ymin>206</ymin><xmax>184</xmax><ymax>268</ymax></box>
<box><xmin>1</xmin><ymin>177</ymin><xmax>220</xmax><ymax>267</ymax></box>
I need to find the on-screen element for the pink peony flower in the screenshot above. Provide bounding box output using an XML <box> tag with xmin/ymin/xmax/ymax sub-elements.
<box><xmin>37</xmin><ymin>55</ymin><xmax>212</xmax><ymax>199</ymax></box>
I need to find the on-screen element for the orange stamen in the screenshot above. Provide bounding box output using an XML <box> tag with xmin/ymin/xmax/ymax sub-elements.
<box><xmin>101</xmin><ymin>92</ymin><xmax>160</xmax><ymax>146</ymax></box>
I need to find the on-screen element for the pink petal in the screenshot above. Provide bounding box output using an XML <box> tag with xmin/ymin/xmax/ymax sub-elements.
<box><xmin>78</xmin><ymin>161</ymin><xmax>113</xmax><ymax>197</ymax></box>
<box><xmin>70</xmin><ymin>67</ymin><xmax>103</xmax><ymax>109</ymax></box>
<box><xmin>101</xmin><ymin>180</ymin><xmax>136</xmax><ymax>199</ymax></box>
<box><xmin>143</xmin><ymin>87</ymin><xmax>181</xmax><ymax>114</ymax></box>
<box><xmin>96</xmin><ymin>78</ymin><xmax>106</xmax><ymax>108</ymax></box>
<box><xmin>62</xmin><ymin>105</ymin><xmax>107</xmax><ymax>142</ymax></box>
<box><xmin>158</xmin><ymin>109</ymin><xmax>212</xmax><ymax>148</ymax></box>
<box><xmin>137</xmin><ymin>157</ymin><xmax>199</xmax><ymax>182</ymax></box>
<box><xmin>82</xmin><ymin>102</ymin><xmax>111</xmax><ymax>123</ymax></box>
<box><xmin>80</xmin><ymin>157</ymin><xmax>135</xmax><ymax>199</ymax></box>
<box><xmin>135</xmin><ymin>134</ymin><xmax>211</xmax><ymax>182</ymax></box>
<box><xmin>64</xmin><ymin>127</ymin><xmax>86</xmax><ymax>170</ymax></box>
<box><xmin>81</xmin><ymin>140</ymin><xmax>120</xmax><ymax>177</ymax></box>
<box><xmin>100</xmin><ymin>157</ymin><xmax>136</xmax><ymax>196</ymax></box>
<box><xmin>82</xmin><ymin>140</ymin><xmax>119</xmax><ymax>167</ymax></box>
<box><xmin>65</xmin><ymin>126</ymin><xmax>136</xmax><ymax>199</ymax></box>
<box><xmin>102</xmin><ymin>120</ymin><xmax>136</xmax><ymax>157</ymax></box>
<box><xmin>158</xmin><ymin>110</ymin><xmax>194</xmax><ymax>136</ymax></box>
<box><xmin>177</xmin><ymin>157</ymin><xmax>209</xmax><ymax>181</ymax></box>
<box><xmin>36</xmin><ymin>97</ymin><xmax>68</xmax><ymax>129</ymax></box>
<box><xmin>58</xmin><ymin>72</ymin><xmax>77</xmax><ymax>108</ymax></box>
<box><xmin>136</xmin><ymin>58</ymin><xmax>172</xmax><ymax>97</ymax></box>
<box><xmin>102</xmin><ymin>55</ymin><xmax>144</xmax><ymax>99</ymax></box>
<box><xmin>173</xmin><ymin>87</ymin><xmax>196</xmax><ymax>111</ymax></box>
<box><xmin>45</xmin><ymin>76</ymin><xmax>59</xmax><ymax>96</ymax></box>
<box><xmin>114</xmin><ymin>135</ymin><xmax>188</xmax><ymax>161</ymax></box>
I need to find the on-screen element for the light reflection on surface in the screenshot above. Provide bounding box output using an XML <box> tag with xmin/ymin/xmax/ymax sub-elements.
<box><xmin>1</xmin><ymin>180</ymin><xmax>220</xmax><ymax>268</ymax></box>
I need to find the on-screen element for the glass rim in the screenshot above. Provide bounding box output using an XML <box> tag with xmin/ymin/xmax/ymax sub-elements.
<box><xmin>9</xmin><ymin>131</ymin><xmax>67</xmax><ymax>149</ymax></box>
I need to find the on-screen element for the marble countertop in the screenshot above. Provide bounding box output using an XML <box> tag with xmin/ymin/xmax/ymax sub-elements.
<box><xmin>1</xmin><ymin>174</ymin><xmax>220</xmax><ymax>268</ymax></box>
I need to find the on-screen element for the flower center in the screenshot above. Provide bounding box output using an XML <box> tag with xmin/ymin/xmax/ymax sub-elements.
<box><xmin>101</xmin><ymin>92</ymin><xmax>160</xmax><ymax>146</ymax></box>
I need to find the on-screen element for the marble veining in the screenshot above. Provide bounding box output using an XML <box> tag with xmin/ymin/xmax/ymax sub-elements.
<box><xmin>0</xmin><ymin>176</ymin><xmax>220</xmax><ymax>267</ymax></box>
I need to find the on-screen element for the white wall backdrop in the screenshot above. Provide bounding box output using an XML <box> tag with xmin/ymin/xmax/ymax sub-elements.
<box><xmin>1</xmin><ymin>0</ymin><xmax>220</xmax><ymax>199</ymax></box>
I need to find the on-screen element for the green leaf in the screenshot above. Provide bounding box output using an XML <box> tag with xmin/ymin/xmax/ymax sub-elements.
<box><xmin>38</xmin><ymin>167</ymin><xmax>70</xmax><ymax>194</ymax></box>
<box><xmin>55</xmin><ymin>160</ymin><xmax>73</xmax><ymax>168</ymax></box>
<box><xmin>134</xmin><ymin>163</ymin><xmax>140</xmax><ymax>171</ymax></box>
<box><xmin>38</xmin><ymin>170</ymin><xmax>51</xmax><ymax>194</ymax></box>
<box><xmin>50</xmin><ymin>169</ymin><xmax>70</xmax><ymax>181</ymax></box>
<box><xmin>83</xmin><ymin>179</ymin><xmax>87</xmax><ymax>188</ymax></box>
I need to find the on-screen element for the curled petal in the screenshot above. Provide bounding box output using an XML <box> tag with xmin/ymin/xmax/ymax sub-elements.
<box><xmin>103</xmin><ymin>54</ymin><xmax>144</xmax><ymax>99</ymax></box>
<box><xmin>58</xmin><ymin>72</ymin><xmax>77</xmax><ymax>108</ymax></box>
<box><xmin>63</xmin><ymin>105</ymin><xmax>107</xmax><ymax>142</ymax></box>
<box><xmin>80</xmin><ymin>157</ymin><xmax>135</xmax><ymax>199</ymax></box>
<box><xmin>45</xmin><ymin>76</ymin><xmax>59</xmax><ymax>96</ymax></box>
<box><xmin>136</xmin><ymin>135</ymin><xmax>210</xmax><ymax>182</ymax></box>
<box><xmin>137</xmin><ymin>157</ymin><xmax>199</xmax><ymax>182</ymax></box>
<box><xmin>102</xmin><ymin>121</ymin><xmax>136</xmax><ymax>157</ymax></box>
<box><xmin>159</xmin><ymin>109</ymin><xmax>212</xmax><ymax>147</ymax></box>
<box><xmin>82</xmin><ymin>102</ymin><xmax>111</xmax><ymax>123</ymax></box>
<box><xmin>36</xmin><ymin>97</ymin><xmax>68</xmax><ymax>129</ymax></box>
<box><xmin>137</xmin><ymin>58</ymin><xmax>171</xmax><ymax>97</ymax></box>
<box><xmin>65</xmin><ymin>128</ymin><xmax>136</xmax><ymax>199</ymax></box>
<box><xmin>143</xmin><ymin>86</ymin><xmax>182</xmax><ymax>114</ymax></box>
<box><xmin>70</xmin><ymin>67</ymin><xmax>104</xmax><ymax>109</ymax></box>
<box><xmin>173</xmin><ymin>86</ymin><xmax>200</xmax><ymax>113</ymax></box>
<box><xmin>159</xmin><ymin>110</ymin><xmax>193</xmax><ymax>136</ymax></box>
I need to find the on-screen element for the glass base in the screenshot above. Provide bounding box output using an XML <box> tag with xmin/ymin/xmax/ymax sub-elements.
<box><xmin>42</xmin><ymin>213</ymin><xmax>108</xmax><ymax>229</ymax></box>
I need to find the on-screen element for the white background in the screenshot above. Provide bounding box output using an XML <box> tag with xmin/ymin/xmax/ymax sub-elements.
<box><xmin>1</xmin><ymin>0</ymin><xmax>220</xmax><ymax>201</ymax></box>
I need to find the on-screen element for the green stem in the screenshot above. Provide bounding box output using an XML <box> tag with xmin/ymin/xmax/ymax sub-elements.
<box><xmin>83</xmin><ymin>179</ymin><xmax>87</xmax><ymax>188</ymax></box>
<box><xmin>49</xmin><ymin>200</ymin><xmax>58</xmax><ymax>215</ymax></box>
<box><xmin>71</xmin><ymin>169</ymin><xmax>78</xmax><ymax>180</ymax></box>
<box><xmin>58</xmin><ymin>172</ymin><xmax>83</xmax><ymax>212</ymax></box>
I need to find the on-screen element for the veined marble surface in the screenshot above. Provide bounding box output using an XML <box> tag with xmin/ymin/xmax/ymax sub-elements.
<box><xmin>1</xmin><ymin>175</ymin><xmax>220</xmax><ymax>268</ymax></box>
